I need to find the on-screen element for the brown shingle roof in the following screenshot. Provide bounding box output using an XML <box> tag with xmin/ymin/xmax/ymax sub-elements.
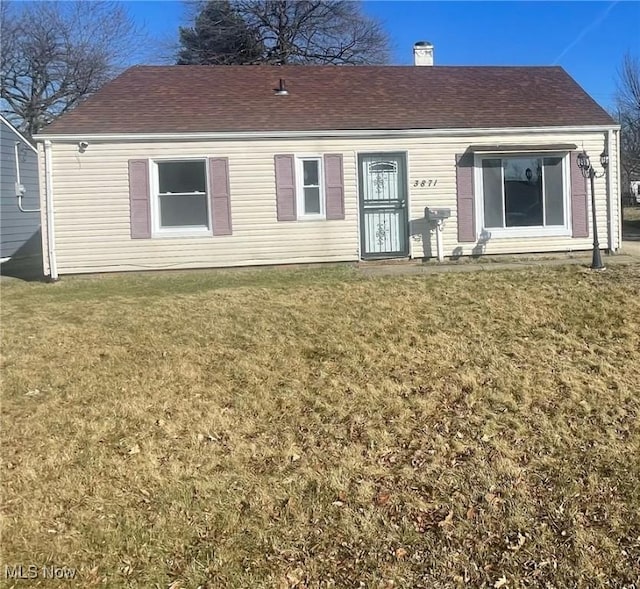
<box><xmin>42</xmin><ymin>65</ymin><xmax>615</xmax><ymax>135</ymax></box>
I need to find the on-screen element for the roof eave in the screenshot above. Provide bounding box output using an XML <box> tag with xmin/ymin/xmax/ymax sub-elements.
<box><xmin>34</xmin><ymin>124</ymin><xmax>621</xmax><ymax>143</ymax></box>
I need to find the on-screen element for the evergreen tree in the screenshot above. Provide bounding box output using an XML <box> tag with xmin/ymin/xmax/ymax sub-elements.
<box><xmin>177</xmin><ymin>1</ymin><xmax>264</xmax><ymax>65</ymax></box>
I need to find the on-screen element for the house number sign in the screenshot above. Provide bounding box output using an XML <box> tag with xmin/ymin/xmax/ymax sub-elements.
<box><xmin>412</xmin><ymin>179</ymin><xmax>438</xmax><ymax>187</ymax></box>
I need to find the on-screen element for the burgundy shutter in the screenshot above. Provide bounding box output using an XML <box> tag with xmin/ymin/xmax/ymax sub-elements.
<box><xmin>128</xmin><ymin>159</ymin><xmax>151</xmax><ymax>239</ymax></box>
<box><xmin>209</xmin><ymin>157</ymin><xmax>232</xmax><ymax>235</ymax></box>
<box><xmin>570</xmin><ymin>152</ymin><xmax>589</xmax><ymax>238</ymax></box>
<box><xmin>324</xmin><ymin>154</ymin><xmax>345</xmax><ymax>220</ymax></box>
<box><xmin>456</xmin><ymin>153</ymin><xmax>476</xmax><ymax>242</ymax></box>
<box><xmin>275</xmin><ymin>155</ymin><xmax>296</xmax><ymax>221</ymax></box>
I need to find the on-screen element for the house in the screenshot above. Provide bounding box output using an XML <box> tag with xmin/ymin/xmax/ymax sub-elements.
<box><xmin>33</xmin><ymin>44</ymin><xmax>621</xmax><ymax>279</ymax></box>
<box><xmin>1</xmin><ymin>115</ymin><xmax>41</xmax><ymax>269</ymax></box>
<box><xmin>630</xmin><ymin>180</ymin><xmax>640</xmax><ymax>204</ymax></box>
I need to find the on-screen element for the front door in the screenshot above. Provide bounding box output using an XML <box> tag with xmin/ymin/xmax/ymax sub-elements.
<box><xmin>359</xmin><ymin>153</ymin><xmax>408</xmax><ymax>258</ymax></box>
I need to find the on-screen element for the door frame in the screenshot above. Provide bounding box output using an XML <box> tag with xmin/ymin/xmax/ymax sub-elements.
<box><xmin>357</xmin><ymin>151</ymin><xmax>410</xmax><ymax>259</ymax></box>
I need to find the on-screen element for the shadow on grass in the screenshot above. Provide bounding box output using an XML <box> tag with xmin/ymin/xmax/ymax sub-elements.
<box><xmin>622</xmin><ymin>217</ymin><xmax>640</xmax><ymax>241</ymax></box>
<box><xmin>0</xmin><ymin>231</ymin><xmax>45</xmax><ymax>282</ymax></box>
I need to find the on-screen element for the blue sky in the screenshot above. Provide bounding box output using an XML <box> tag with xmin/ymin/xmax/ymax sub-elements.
<box><xmin>128</xmin><ymin>0</ymin><xmax>640</xmax><ymax>112</ymax></box>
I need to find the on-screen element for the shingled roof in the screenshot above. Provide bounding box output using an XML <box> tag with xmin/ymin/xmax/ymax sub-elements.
<box><xmin>41</xmin><ymin>65</ymin><xmax>615</xmax><ymax>135</ymax></box>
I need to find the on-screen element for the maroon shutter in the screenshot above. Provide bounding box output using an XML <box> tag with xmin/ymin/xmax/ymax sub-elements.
<box><xmin>570</xmin><ymin>152</ymin><xmax>589</xmax><ymax>238</ymax></box>
<box><xmin>456</xmin><ymin>153</ymin><xmax>476</xmax><ymax>242</ymax></box>
<box><xmin>275</xmin><ymin>154</ymin><xmax>296</xmax><ymax>221</ymax></box>
<box><xmin>209</xmin><ymin>157</ymin><xmax>232</xmax><ymax>235</ymax></box>
<box><xmin>324</xmin><ymin>154</ymin><xmax>345</xmax><ymax>220</ymax></box>
<box><xmin>128</xmin><ymin>159</ymin><xmax>151</xmax><ymax>239</ymax></box>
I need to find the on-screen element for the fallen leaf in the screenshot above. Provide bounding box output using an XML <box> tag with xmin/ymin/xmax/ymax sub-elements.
<box><xmin>494</xmin><ymin>576</ymin><xmax>508</xmax><ymax>588</ymax></box>
<box><xmin>375</xmin><ymin>492</ymin><xmax>391</xmax><ymax>506</ymax></box>
<box><xmin>128</xmin><ymin>444</ymin><xmax>140</xmax><ymax>455</ymax></box>
<box><xmin>395</xmin><ymin>547</ymin><xmax>407</xmax><ymax>560</ymax></box>
<box><xmin>438</xmin><ymin>510</ymin><xmax>454</xmax><ymax>527</ymax></box>
<box><xmin>285</xmin><ymin>568</ymin><xmax>303</xmax><ymax>587</ymax></box>
<box><xmin>466</xmin><ymin>506</ymin><xmax>477</xmax><ymax>520</ymax></box>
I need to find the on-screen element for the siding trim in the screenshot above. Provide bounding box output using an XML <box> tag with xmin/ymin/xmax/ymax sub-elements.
<box><xmin>208</xmin><ymin>157</ymin><xmax>232</xmax><ymax>235</ymax></box>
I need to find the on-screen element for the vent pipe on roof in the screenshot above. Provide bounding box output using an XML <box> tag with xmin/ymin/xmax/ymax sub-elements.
<box><xmin>274</xmin><ymin>79</ymin><xmax>289</xmax><ymax>95</ymax></box>
<box><xmin>413</xmin><ymin>41</ymin><xmax>434</xmax><ymax>66</ymax></box>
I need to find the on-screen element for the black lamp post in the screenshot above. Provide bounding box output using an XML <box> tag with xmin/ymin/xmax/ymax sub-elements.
<box><xmin>576</xmin><ymin>150</ymin><xmax>608</xmax><ymax>270</ymax></box>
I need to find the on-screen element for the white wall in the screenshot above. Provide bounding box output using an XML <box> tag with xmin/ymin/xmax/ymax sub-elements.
<box><xmin>38</xmin><ymin>129</ymin><xmax>619</xmax><ymax>275</ymax></box>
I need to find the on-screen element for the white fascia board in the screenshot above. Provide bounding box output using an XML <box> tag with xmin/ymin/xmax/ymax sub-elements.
<box><xmin>34</xmin><ymin>125</ymin><xmax>621</xmax><ymax>143</ymax></box>
<box><xmin>0</xmin><ymin>115</ymin><xmax>38</xmax><ymax>152</ymax></box>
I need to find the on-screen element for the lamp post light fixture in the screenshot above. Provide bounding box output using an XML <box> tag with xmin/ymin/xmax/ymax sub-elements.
<box><xmin>576</xmin><ymin>149</ymin><xmax>608</xmax><ymax>270</ymax></box>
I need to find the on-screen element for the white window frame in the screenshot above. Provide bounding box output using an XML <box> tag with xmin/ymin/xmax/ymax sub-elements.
<box><xmin>295</xmin><ymin>155</ymin><xmax>326</xmax><ymax>220</ymax></box>
<box><xmin>474</xmin><ymin>152</ymin><xmax>572</xmax><ymax>238</ymax></box>
<box><xmin>150</xmin><ymin>158</ymin><xmax>212</xmax><ymax>238</ymax></box>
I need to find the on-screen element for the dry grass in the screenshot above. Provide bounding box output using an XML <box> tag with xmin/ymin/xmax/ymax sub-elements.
<box><xmin>624</xmin><ymin>205</ymin><xmax>640</xmax><ymax>225</ymax></box>
<box><xmin>1</xmin><ymin>264</ymin><xmax>640</xmax><ymax>588</ymax></box>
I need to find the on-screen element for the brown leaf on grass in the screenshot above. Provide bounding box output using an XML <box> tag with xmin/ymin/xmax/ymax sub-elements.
<box><xmin>466</xmin><ymin>506</ymin><xmax>477</xmax><ymax>520</ymax></box>
<box><xmin>375</xmin><ymin>491</ymin><xmax>391</xmax><ymax>506</ymax></box>
<box><xmin>438</xmin><ymin>510</ymin><xmax>454</xmax><ymax>527</ymax></box>
<box><xmin>285</xmin><ymin>567</ymin><xmax>304</xmax><ymax>587</ymax></box>
<box><xmin>395</xmin><ymin>547</ymin><xmax>407</xmax><ymax>560</ymax></box>
<box><xmin>507</xmin><ymin>532</ymin><xmax>526</xmax><ymax>551</ymax></box>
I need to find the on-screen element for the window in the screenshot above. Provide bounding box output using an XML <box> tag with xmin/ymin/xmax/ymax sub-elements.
<box><xmin>296</xmin><ymin>157</ymin><xmax>325</xmax><ymax>219</ymax></box>
<box><xmin>479</xmin><ymin>155</ymin><xmax>568</xmax><ymax>234</ymax></box>
<box><xmin>154</xmin><ymin>160</ymin><xmax>209</xmax><ymax>232</ymax></box>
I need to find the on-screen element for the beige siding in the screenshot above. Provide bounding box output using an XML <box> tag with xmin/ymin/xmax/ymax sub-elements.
<box><xmin>39</xmin><ymin>130</ymin><xmax>619</xmax><ymax>275</ymax></box>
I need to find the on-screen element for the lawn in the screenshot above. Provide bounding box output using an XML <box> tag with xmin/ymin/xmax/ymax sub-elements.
<box><xmin>624</xmin><ymin>205</ymin><xmax>640</xmax><ymax>233</ymax></box>
<box><xmin>2</xmin><ymin>264</ymin><xmax>639</xmax><ymax>588</ymax></box>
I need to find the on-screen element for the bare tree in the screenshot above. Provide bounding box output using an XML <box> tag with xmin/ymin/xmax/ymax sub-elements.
<box><xmin>1</xmin><ymin>1</ymin><xmax>142</xmax><ymax>138</ymax></box>
<box><xmin>616</xmin><ymin>53</ymin><xmax>640</xmax><ymax>196</ymax></box>
<box><xmin>178</xmin><ymin>0</ymin><xmax>390</xmax><ymax>65</ymax></box>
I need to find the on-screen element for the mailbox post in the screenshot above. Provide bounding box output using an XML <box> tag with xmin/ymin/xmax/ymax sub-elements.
<box><xmin>426</xmin><ymin>208</ymin><xmax>451</xmax><ymax>262</ymax></box>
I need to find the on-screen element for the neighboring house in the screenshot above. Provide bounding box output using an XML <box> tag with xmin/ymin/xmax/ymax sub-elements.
<box><xmin>1</xmin><ymin>115</ymin><xmax>40</xmax><ymax>265</ymax></box>
<box><xmin>34</xmin><ymin>44</ymin><xmax>621</xmax><ymax>278</ymax></box>
<box><xmin>630</xmin><ymin>180</ymin><xmax>640</xmax><ymax>204</ymax></box>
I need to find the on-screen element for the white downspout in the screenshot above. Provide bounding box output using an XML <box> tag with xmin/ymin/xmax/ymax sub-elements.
<box><xmin>615</xmin><ymin>128</ymin><xmax>622</xmax><ymax>251</ymax></box>
<box><xmin>606</xmin><ymin>129</ymin><xmax>615</xmax><ymax>253</ymax></box>
<box><xmin>44</xmin><ymin>140</ymin><xmax>58</xmax><ymax>280</ymax></box>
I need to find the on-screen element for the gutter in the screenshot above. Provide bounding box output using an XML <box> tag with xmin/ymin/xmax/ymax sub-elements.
<box><xmin>34</xmin><ymin>124</ymin><xmax>621</xmax><ymax>143</ymax></box>
<box><xmin>44</xmin><ymin>140</ymin><xmax>58</xmax><ymax>281</ymax></box>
